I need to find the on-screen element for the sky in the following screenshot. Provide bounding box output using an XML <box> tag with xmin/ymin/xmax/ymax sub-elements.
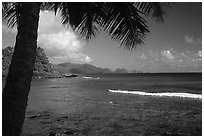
<box><xmin>2</xmin><ymin>2</ymin><xmax>202</xmax><ymax>72</ymax></box>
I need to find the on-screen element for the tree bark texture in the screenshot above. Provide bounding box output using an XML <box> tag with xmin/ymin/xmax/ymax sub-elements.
<box><xmin>2</xmin><ymin>3</ymin><xmax>40</xmax><ymax>136</ymax></box>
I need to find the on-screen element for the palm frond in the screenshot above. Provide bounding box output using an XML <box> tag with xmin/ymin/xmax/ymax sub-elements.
<box><xmin>3</xmin><ymin>2</ymin><xmax>43</xmax><ymax>28</ymax></box>
<box><xmin>42</xmin><ymin>2</ymin><xmax>168</xmax><ymax>48</ymax></box>
<box><xmin>2</xmin><ymin>2</ymin><xmax>21</xmax><ymax>28</ymax></box>
<box><xmin>135</xmin><ymin>2</ymin><xmax>168</xmax><ymax>23</ymax></box>
<box><xmin>101</xmin><ymin>2</ymin><xmax>149</xmax><ymax>50</ymax></box>
<box><xmin>58</xmin><ymin>2</ymin><xmax>103</xmax><ymax>40</ymax></box>
<box><xmin>42</xmin><ymin>2</ymin><xmax>62</xmax><ymax>15</ymax></box>
<box><xmin>3</xmin><ymin>2</ymin><xmax>168</xmax><ymax>49</ymax></box>
<box><xmin>2</xmin><ymin>2</ymin><xmax>9</xmax><ymax>11</ymax></box>
<box><xmin>75</xmin><ymin>3</ymin><xmax>106</xmax><ymax>40</ymax></box>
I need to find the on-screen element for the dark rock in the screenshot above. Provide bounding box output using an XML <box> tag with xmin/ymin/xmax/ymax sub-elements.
<box><xmin>29</xmin><ymin>114</ymin><xmax>41</xmax><ymax>119</ymax></box>
<box><xmin>61</xmin><ymin>116</ymin><xmax>69</xmax><ymax>119</ymax></box>
<box><xmin>48</xmin><ymin>132</ymin><xmax>57</xmax><ymax>136</ymax></box>
<box><xmin>63</xmin><ymin>130</ymin><xmax>75</xmax><ymax>135</ymax></box>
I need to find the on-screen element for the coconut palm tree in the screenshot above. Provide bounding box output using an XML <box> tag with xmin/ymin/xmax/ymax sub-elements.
<box><xmin>2</xmin><ymin>2</ymin><xmax>168</xmax><ymax>135</ymax></box>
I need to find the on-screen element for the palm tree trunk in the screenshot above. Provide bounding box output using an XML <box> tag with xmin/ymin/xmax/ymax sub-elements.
<box><xmin>2</xmin><ymin>3</ymin><xmax>40</xmax><ymax>136</ymax></box>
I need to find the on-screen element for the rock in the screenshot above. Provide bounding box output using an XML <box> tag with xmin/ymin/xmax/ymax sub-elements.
<box><xmin>48</xmin><ymin>132</ymin><xmax>57</xmax><ymax>136</ymax></box>
<box><xmin>29</xmin><ymin>114</ymin><xmax>41</xmax><ymax>119</ymax></box>
<box><xmin>61</xmin><ymin>116</ymin><xmax>69</xmax><ymax>119</ymax></box>
<box><xmin>63</xmin><ymin>130</ymin><xmax>75</xmax><ymax>135</ymax></box>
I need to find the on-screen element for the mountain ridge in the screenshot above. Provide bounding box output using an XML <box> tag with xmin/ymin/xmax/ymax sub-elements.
<box><xmin>53</xmin><ymin>62</ymin><xmax>113</xmax><ymax>74</ymax></box>
<box><xmin>2</xmin><ymin>47</ymin><xmax>141</xmax><ymax>78</ymax></box>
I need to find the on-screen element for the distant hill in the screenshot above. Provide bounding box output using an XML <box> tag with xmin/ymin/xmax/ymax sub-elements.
<box><xmin>53</xmin><ymin>62</ymin><xmax>112</xmax><ymax>74</ymax></box>
<box><xmin>114</xmin><ymin>68</ymin><xmax>129</xmax><ymax>73</ymax></box>
<box><xmin>3</xmin><ymin>47</ymin><xmax>138</xmax><ymax>79</ymax></box>
<box><xmin>2</xmin><ymin>47</ymin><xmax>61</xmax><ymax>78</ymax></box>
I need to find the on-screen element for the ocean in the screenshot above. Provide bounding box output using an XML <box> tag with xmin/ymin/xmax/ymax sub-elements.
<box><xmin>2</xmin><ymin>73</ymin><xmax>202</xmax><ymax>110</ymax></box>
<box><xmin>13</xmin><ymin>73</ymin><xmax>199</xmax><ymax>111</ymax></box>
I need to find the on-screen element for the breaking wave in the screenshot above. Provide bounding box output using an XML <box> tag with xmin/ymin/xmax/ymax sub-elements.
<box><xmin>108</xmin><ymin>89</ymin><xmax>202</xmax><ymax>100</ymax></box>
<box><xmin>83</xmin><ymin>76</ymin><xmax>100</xmax><ymax>79</ymax></box>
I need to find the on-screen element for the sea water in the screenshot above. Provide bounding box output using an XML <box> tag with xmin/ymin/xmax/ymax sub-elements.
<box><xmin>2</xmin><ymin>73</ymin><xmax>202</xmax><ymax>112</ymax></box>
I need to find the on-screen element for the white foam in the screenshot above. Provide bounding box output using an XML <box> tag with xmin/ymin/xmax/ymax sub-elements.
<box><xmin>83</xmin><ymin>76</ymin><xmax>92</xmax><ymax>79</ymax></box>
<box><xmin>109</xmin><ymin>89</ymin><xmax>202</xmax><ymax>100</ymax></box>
<box><xmin>83</xmin><ymin>76</ymin><xmax>100</xmax><ymax>79</ymax></box>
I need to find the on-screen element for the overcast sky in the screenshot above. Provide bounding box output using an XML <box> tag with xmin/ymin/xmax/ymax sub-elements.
<box><xmin>2</xmin><ymin>2</ymin><xmax>202</xmax><ymax>72</ymax></box>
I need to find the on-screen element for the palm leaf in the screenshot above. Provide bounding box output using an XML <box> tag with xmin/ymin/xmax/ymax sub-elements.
<box><xmin>47</xmin><ymin>2</ymin><xmax>167</xmax><ymax>48</ymax></box>
<box><xmin>3</xmin><ymin>2</ymin><xmax>43</xmax><ymax>28</ymax></box>
<box><xmin>135</xmin><ymin>2</ymin><xmax>170</xmax><ymax>23</ymax></box>
<box><xmin>42</xmin><ymin>2</ymin><xmax>62</xmax><ymax>15</ymax></box>
<box><xmin>101</xmin><ymin>2</ymin><xmax>149</xmax><ymax>50</ymax></box>
<box><xmin>3</xmin><ymin>2</ymin><xmax>168</xmax><ymax>48</ymax></box>
<box><xmin>58</xmin><ymin>2</ymin><xmax>104</xmax><ymax>40</ymax></box>
<box><xmin>2</xmin><ymin>2</ymin><xmax>21</xmax><ymax>28</ymax></box>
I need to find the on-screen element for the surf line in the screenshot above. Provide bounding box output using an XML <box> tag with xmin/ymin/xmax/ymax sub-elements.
<box><xmin>108</xmin><ymin>89</ymin><xmax>202</xmax><ymax>100</ymax></box>
<box><xmin>83</xmin><ymin>76</ymin><xmax>100</xmax><ymax>79</ymax></box>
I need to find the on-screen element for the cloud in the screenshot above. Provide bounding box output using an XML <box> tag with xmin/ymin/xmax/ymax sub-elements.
<box><xmin>2</xmin><ymin>24</ymin><xmax>17</xmax><ymax>34</ymax></box>
<box><xmin>38</xmin><ymin>30</ymin><xmax>92</xmax><ymax>64</ymax></box>
<box><xmin>161</xmin><ymin>50</ymin><xmax>175</xmax><ymax>60</ymax></box>
<box><xmin>39</xmin><ymin>31</ymin><xmax>82</xmax><ymax>53</ymax></box>
<box><xmin>135</xmin><ymin>48</ymin><xmax>202</xmax><ymax>72</ymax></box>
<box><xmin>192</xmin><ymin>50</ymin><xmax>202</xmax><ymax>62</ymax></box>
<box><xmin>198</xmin><ymin>50</ymin><xmax>202</xmax><ymax>58</ymax></box>
<box><xmin>38</xmin><ymin>11</ymin><xmax>64</xmax><ymax>34</ymax></box>
<box><xmin>184</xmin><ymin>36</ymin><xmax>202</xmax><ymax>45</ymax></box>
<box><xmin>2</xmin><ymin>11</ymin><xmax>92</xmax><ymax>64</ymax></box>
<box><xmin>160</xmin><ymin>48</ymin><xmax>201</xmax><ymax>68</ymax></box>
<box><xmin>139</xmin><ymin>53</ymin><xmax>147</xmax><ymax>59</ymax></box>
<box><xmin>49</xmin><ymin>53</ymin><xmax>92</xmax><ymax>64</ymax></box>
<box><xmin>37</xmin><ymin>11</ymin><xmax>92</xmax><ymax>64</ymax></box>
<box><xmin>163</xmin><ymin>49</ymin><xmax>201</xmax><ymax>69</ymax></box>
